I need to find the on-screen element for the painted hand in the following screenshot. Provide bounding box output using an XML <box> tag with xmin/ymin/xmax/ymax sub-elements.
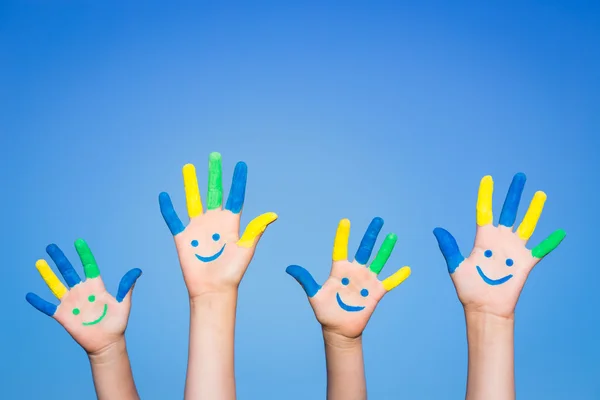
<box><xmin>287</xmin><ymin>218</ymin><xmax>411</xmax><ymax>339</ymax></box>
<box><xmin>26</xmin><ymin>240</ymin><xmax>142</xmax><ymax>354</ymax></box>
<box><xmin>434</xmin><ymin>173</ymin><xmax>566</xmax><ymax>318</ymax></box>
<box><xmin>159</xmin><ymin>152</ymin><xmax>277</xmax><ymax>297</ymax></box>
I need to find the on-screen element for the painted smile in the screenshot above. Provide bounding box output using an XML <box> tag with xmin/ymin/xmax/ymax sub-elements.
<box><xmin>476</xmin><ymin>266</ymin><xmax>513</xmax><ymax>286</ymax></box>
<box><xmin>82</xmin><ymin>304</ymin><xmax>108</xmax><ymax>326</ymax></box>
<box><xmin>195</xmin><ymin>244</ymin><xmax>226</xmax><ymax>262</ymax></box>
<box><xmin>336</xmin><ymin>293</ymin><xmax>365</xmax><ymax>312</ymax></box>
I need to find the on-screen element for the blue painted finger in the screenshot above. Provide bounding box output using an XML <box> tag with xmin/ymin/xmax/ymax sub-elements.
<box><xmin>286</xmin><ymin>265</ymin><xmax>321</xmax><ymax>298</ymax></box>
<box><xmin>355</xmin><ymin>217</ymin><xmax>384</xmax><ymax>265</ymax></box>
<box><xmin>499</xmin><ymin>172</ymin><xmax>527</xmax><ymax>227</ymax></box>
<box><xmin>159</xmin><ymin>192</ymin><xmax>185</xmax><ymax>235</ymax></box>
<box><xmin>46</xmin><ymin>244</ymin><xmax>81</xmax><ymax>287</ymax></box>
<box><xmin>225</xmin><ymin>161</ymin><xmax>247</xmax><ymax>214</ymax></box>
<box><xmin>433</xmin><ymin>227</ymin><xmax>464</xmax><ymax>274</ymax></box>
<box><xmin>26</xmin><ymin>292</ymin><xmax>57</xmax><ymax>317</ymax></box>
<box><xmin>116</xmin><ymin>268</ymin><xmax>142</xmax><ymax>302</ymax></box>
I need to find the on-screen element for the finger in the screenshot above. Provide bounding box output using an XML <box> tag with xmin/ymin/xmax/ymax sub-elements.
<box><xmin>286</xmin><ymin>265</ymin><xmax>321</xmax><ymax>297</ymax></box>
<box><xmin>46</xmin><ymin>244</ymin><xmax>81</xmax><ymax>287</ymax></box>
<box><xmin>74</xmin><ymin>239</ymin><xmax>100</xmax><ymax>279</ymax></box>
<box><xmin>499</xmin><ymin>172</ymin><xmax>526</xmax><ymax>228</ymax></box>
<box><xmin>433</xmin><ymin>227</ymin><xmax>464</xmax><ymax>274</ymax></box>
<box><xmin>237</xmin><ymin>212</ymin><xmax>278</xmax><ymax>248</ymax></box>
<box><xmin>354</xmin><ymin>217</ymin><xmax>384</xmax><ymax>265</ymax></box>
<box><xmin>35</xmin><ymin>260</ymin><xmax>68</xmax><ymax>299</ymax></box>
<box><xmin>159</xmin><ymin>192</ymin><xmax>185</xmax><ymax>236</ymax></box>
<box><xmin>516</xmin><ymin>191</ymin><xmax>547</xmax><ymax>240</ymax></box>
<box><xmin>207</xmin><ymin>152</ymin><xmax>223</xmax><ymax>210</ymax></box>
<box><xmin>532</xmin><ymin>229</ymin><xmax>566</xmax><ymax>259</ymax></box>
<box><xmin>332</xmin><ymin>219</ymin><xmax>350</xmax><ymax>261</ymax></box>
<box><xmin>225</xmin><ymin>161</ymin><xmax>247</xmax><ymax>214</ymax></box>
<box><xmin>381</xmin><ymin>266</ymin><xmax>411</xmax><ymax>291</ymax></box>
<box><xmin>116</xmin><ymin>268</ymin><xmax>143</xmax><ymax>302</ymax></box>
<box><xmin>26</xmin><ymin>292</ymin><xmax>57</xmax><ymax>317</ymax></box>
<box><xmin>369</xmin><ymin>233</ymin><xmax>398</xmax><ymax>275</ymax></box>
<box><xmin>476</xmin><ymin>175</ymin><xmax>494</xmax><ymax>226</ymax></box>
<box><xmin>183</xmin><ymin>163</ymin><xmax>203</xmax><ymax>218</ymax></box>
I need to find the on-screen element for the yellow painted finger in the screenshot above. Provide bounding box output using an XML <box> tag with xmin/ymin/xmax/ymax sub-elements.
<box><xmin>382</xmin><ymin>266</ymin><xmax>411</xmax><ymax>291</ymax></box>
<box><xmin>516</xmin><ymin>191</ymin><xmax>547</xmax><ymax>240</ymax></box>
<box><xmin>476</xmin><ymin>175</ymin><xmax>494</xmax><ymax>226</ymax></box>
<box><xmin>237</xmin><ymin>212</ymin><xmax>278</xmax><ymax>248</ymax></box>
<box><xmin>183</xmin><ymin>164</ymin><xmax>203</xmax><ymax>218</ymax></box>
<box><xmin>332</xmin><ymin>219</ymin><xmax>350</xmax><ymax>261</ymax></box>
<box><xmin>35</xmin><ymin>260</ymin><xmax>68</xmax><ymax>299</ymax></box>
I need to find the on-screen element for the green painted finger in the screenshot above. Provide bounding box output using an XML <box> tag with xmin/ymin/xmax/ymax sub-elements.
<box><xmin>531</xmin><ymin>229</ymin><xmax>566</xmax><ymax>259</ymax></box>
<box><xmin>369</xmin><ymin>233</ymin><xmax>398</xmax><ymax>274</ymax></box>
<box><xmin>207</xmin><ymin>152</ymin><xmax>223</xmax><ymax>209</ymax></box>
<box><xmin>74</xmin><ymin>239</ymin><xmax>100</xmax><ymax>279</ymax></box>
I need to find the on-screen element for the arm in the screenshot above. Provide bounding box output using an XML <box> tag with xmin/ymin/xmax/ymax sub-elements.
<box><xmin>323</xmin><ymin>330</ymin><xmax>366</xmax><ymax>400</ymax></box>
<box><xmin>89</xmin><ymin>337</ymin><xmax>140</xmax><ymax>400</ymax></box>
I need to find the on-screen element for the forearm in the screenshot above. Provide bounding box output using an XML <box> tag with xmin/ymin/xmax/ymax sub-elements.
<box><xmin>88</xmin><ymin>337</ymin><xmax>139</xmax><ymax>400</ymax></box>
<box><xmin>323</xmin><ymin>330</ymin><xmax>366</xmax><ymax>400</ymax></box>
<box><xmin>186</xmin><ymin>289</ymin><xmax>238</xmax><ymax>400</ymax></box>
<box><xmin>465</xmin><ymin>311</ymin><xmax>515</xmax><ymax>400</ymax></box>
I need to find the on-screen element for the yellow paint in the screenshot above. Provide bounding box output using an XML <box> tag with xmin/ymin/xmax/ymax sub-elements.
<box><xmin>476</xmin><ymin>175</ymin><xmax>494</xmax><ymax>226</ymax></box>
<box><xmin>382</xmin><ymin>266</ymin><xmax>411</xmax><ymax>291</ymax></box>
<box><xmin>517</xmin><ymin>191</ymin><xmax>547</xmax><ymax>240</ymax></box>
<box><xmin>237</xmin><ymin>212</ymin><xmax>278</xmax><ymax>248</ymax></box>
<box><xmin>35</xmin><ymin>259</ymin><xmax>67</xmax><ymax>299</ymax></box>
<box><xmin>183</xmin><ymin>163</ymin><xmax>203</xmax><ymax>218</ymax></box>
<box><xmin>332</xmin><ymin>219</ymin><xmax>350</xmax><ymax>261</ymax></box>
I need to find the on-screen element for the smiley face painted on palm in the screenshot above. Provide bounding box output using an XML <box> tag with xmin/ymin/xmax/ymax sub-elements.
<box><xmin>190</xmin><ymin>232</ymin><xmax>226</xmax><ymax>263</ymax></box>
<box><xmin>71</xmin><ymin>294</ymin><xmax>108</xmax><ymax>326</ymax></box>
<box><xmin>336</xmin><ymin>277</ymin><xmax>370</xmax><ymax>312</ymax></box>
<box><xmin>475</xmin><ymin>249</ymin><xmax>515</xmax><ymax>286</ymax></box>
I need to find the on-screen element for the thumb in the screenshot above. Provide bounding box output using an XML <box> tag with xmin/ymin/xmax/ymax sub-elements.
<box><xmin>116</xmin><ymin>268</ymin><xmax>143</xmax><ymax>303</ymax></box>
<box><xmin>286</xmin><ymin>265</ymin><xmax>321</xmax><ymax>298</ymax></box>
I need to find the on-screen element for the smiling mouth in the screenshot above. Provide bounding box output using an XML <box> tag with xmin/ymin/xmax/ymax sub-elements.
<box><xmin>82</xmin><ymin>304</ymin><xmax>108</xmax><ymax>326</ymax></box>
<box><xmin>195</xmin><ymin>244</ymin><xmax>226</xmax><ymax>262</ymax></box>
<box><xmin>476</xmin><ymin>266</ymin><xmax>513</xmax><ymax>286</ymax></box>
<box><xmin>336</xmin><ymin>293</ymin><xmax>365</xmax><ymax>312</ymax></box>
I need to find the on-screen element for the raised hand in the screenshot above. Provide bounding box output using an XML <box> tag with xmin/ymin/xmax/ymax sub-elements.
<box><xmin>287</xmin><ymin>217</ymin><xmax>411</xmax><ymax>339</ymax></box>
<box><xmin>159</xmin><ymin>152</ymin><xmax>277</xmax><ymax>298</ymax></box>
<box><xmin>433</xmin><ymin>173</ymin><xmax>566</xmax><ymax>318</ymax></box>
<box><xmin>26</xmin><ymin>239</ymin><xmax>142</xmax><ymax>354</ymax></box>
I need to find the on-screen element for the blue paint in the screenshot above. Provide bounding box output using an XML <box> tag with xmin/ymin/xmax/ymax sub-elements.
<box><xmin>335</xmin><ymin>293</ymin><xmax>365</xmax><ymax>312</ymax></box>
<box><xmin>355</xmin><ymin>217</ymin><xmax>384</xmax><ymax>265</ymax></box>
<box><xmin>26</xmin><ymin>292</ymin><xmax>56</xmax><ymax>317</ymax></box>
<box><xmin>116</xmin><ymin>268</ymin><xmax>142</xmax><ymax>302</ymax></box>
<box><xmin>191</xmin><ymin>240</ymin><xmax>199</xmax><ymax>247</ymax></box>
<box><xmin>476</xmin><ymin>266</ymin><xmax>513</xmax><ymax>285</ymax></box>
<box><xmin>433</xmin><ymin>228</ymin><xmax>464</xmax><ymax>274</ymax></box>
<box><xmin>195</xmin><ymin>244</ymin><xmax>226</xmax><ymax>262</ymax></box>
<box><xmin>46</xmin><ymin>243</ymin><xmax>81</xmax><ymax>287</ymax></box>
<box><xmin>484</xmin><ymin>250</ymin><xmax>493</xmax><ymax>258</ymax></box>
<box><xmin>499</xmin><ymin>172</ymin><xmax>527</xmax><ymax>227</ymax></box>
<box><xmin>360</xmin><ymin>288</ymin><xmax>369</xmax><ymax>297</ymax></box>
<box><xmin>159</xmin><ymin>192</ymin><xmax>185</xmax><ymax>235</ymax></box>
<box><xmin>341</xmin><ymin>277</ymin><xmax>349</xmax><ymax>285</ymax></box>
<box><xmin>212</xmin><ymin>233</ymin><xmax>220</xmax><ymax>241</ymax></box>
<box><xmin>506</xmin><ymin>258</ymin><xmax>514</xmax><ymax>267</ymax></box>
<box><xmin>225</xmin><ymin>161</ymin><xmax>247</xmax><ymax>214</ymax></box>
<box><xmin>286</xmin><ymin>265</ymin><xmax>321</xmax><ymax>297</ymax></box>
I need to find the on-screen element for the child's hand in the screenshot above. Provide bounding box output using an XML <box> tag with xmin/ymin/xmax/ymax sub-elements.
<box><xmin>434</xmin><ymin>173</ymin><xmax>565</xmax><ymax>318</ymax></box>
<box><xmin>159</xmin><ymin>152</ymin><xmax>277</xmax><ymax>298</ymax></box>
<box><xmin>26</xmin><ymin>239</ymin><xmax>142</xmax><ymax>355</ymax></box>
<box><xmin>286</xmin><ymin>218</ymin><xmax>411</xmax><ymax>339</ymax></box>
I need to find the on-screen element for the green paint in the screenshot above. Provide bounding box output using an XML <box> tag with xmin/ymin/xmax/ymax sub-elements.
<box><xmin>74</xmin><ymin>239</ymin><xmax>100</xmax><ymax>279</ymax></box>
<box><xmin>82</xmin><ymin>304</ymin><xmax>108</xmax><ymax>326</ymax></box>
<box><xmin>72</xmin><ymin>308</ymin><xmax>80</xmax><ymax>315</ymax></box>
<box><xmin>88</xmin><ymin>295</ymin><xmax>96</xmax><ymax>302</ymax></box>
<box><xmin>369</xmin><ymin>233</ymin><xmax>398</xmax><ymax>274</ymax></box>
<box><xmin>207</xmin><ymin>152</ymin><xmax>223</xmax><ymax>209</ymax></box>
<box><xmin>532</xmin><ymin>229</ymin><xmax>566</xmax><ymax>259</ymax></box>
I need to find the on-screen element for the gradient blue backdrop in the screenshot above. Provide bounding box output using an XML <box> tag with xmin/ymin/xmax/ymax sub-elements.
<box><xmin>1</xmin><ymin>1</ymin><xmax>599</xmax><ymax>399</ymax></box>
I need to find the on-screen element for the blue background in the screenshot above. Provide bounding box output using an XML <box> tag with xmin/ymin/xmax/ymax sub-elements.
<box><xmin>1</xmin><ymin>1</ymin><xmax>599</xmax><ymax>399</ymax></box>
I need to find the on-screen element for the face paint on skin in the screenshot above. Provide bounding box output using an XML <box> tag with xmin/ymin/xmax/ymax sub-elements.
<box><xmin>72</xmin><ymin>293</ymin><xmax>109</xmax><ymax>326</ymax></box>
<box><xmin>191</xmin><ymin>234</ymin><xmax>226</xmax><ymax>263</ymax></box>
<box><xmin>335</xmin><ymin>277</ymin><xmax>368</xmax><ymax>312</ymax></box>
<box><xmin>476</xmin><ymin>249</ymin><xmax>514</xmax><ymax>285</ymax></box>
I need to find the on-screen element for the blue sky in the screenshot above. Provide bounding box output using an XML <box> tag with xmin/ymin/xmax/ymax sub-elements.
<box><xmin>1</xmin><ymin>1</ymin><xmax>599</xmax><ymax>399</ymax></box>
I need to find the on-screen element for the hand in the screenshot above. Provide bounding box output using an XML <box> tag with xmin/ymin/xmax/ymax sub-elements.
<box><xmin>433</xmin><ymin>173</ymin><xmax>566</xmax><ymax>318</ymax></box>
<box><xmin>286</xmin><ymin>217</ymin><xmax>411</xmax><ymax>339</ymax></box>
<box><xmin>159</xmin><ymin>152</ymin><xmax>277</xmax><ymax>298</ymax></box>
<box><xmin>26</xmin><ymin>239</ymin><xmax>142</xmax><ymax>355</ymax></box>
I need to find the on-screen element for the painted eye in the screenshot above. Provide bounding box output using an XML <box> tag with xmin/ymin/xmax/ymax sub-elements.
<box><xmin>88</xmin><ymin>295</ymin><xmax>96</xmax><ymax>302</ymax></box>
<box><xmin>360</xmin><ymin>289</ymin><xmax>369</xmax><ymax>297</ymax></box>
<box><xmin>212</xmin><ymin>233</ymin><xmax>220</xmax><ymax>241</ymax></box>
<box><xmin>191</xmin><ymin>240</ymin><xmax>199</xmax><ymax>247</ymax></box>
<box><xmin>484</xmin><ymin>250</ymin><xmax>493</xmax><ymax>258</ymax></box>
<box><xmin>506</xmin><ymin>258</ymin><xmax>514</xmax><ymax>267</ymax></box>
<box><xmin>341</xmin><ymin>277</ymin><xmax>350</xmax><ymax>285</ymax></box>
<box><xmin>72</xmin><ymin>308</ymin><xmax>80</xmax><ymax>316</ymax></box>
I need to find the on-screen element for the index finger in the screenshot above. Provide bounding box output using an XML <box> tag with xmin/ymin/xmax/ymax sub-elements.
<box><xmin>74</xmin><ymin>239</ymin><xmax>100</xmax><ymax>279</ymax></box>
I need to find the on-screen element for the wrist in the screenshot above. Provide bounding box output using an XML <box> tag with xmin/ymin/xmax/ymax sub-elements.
<box><xmin>322</xmin><ymin>328</ymin><xmax>363</xmax><ymax>350</ymax></box>
<box><xmin>88</xmin><ymin>336</ymin><xmax>127</xmax><ymax>365</ymax></box>
<box><xmin>189</xmin><ymin>287</ymin><xmax>238</xmax><ymax>306</ymax></box>
<box><xmin>465</xmin><ymin>311</ymin><xmax>514</xmax><ymax>346</ymax></box>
